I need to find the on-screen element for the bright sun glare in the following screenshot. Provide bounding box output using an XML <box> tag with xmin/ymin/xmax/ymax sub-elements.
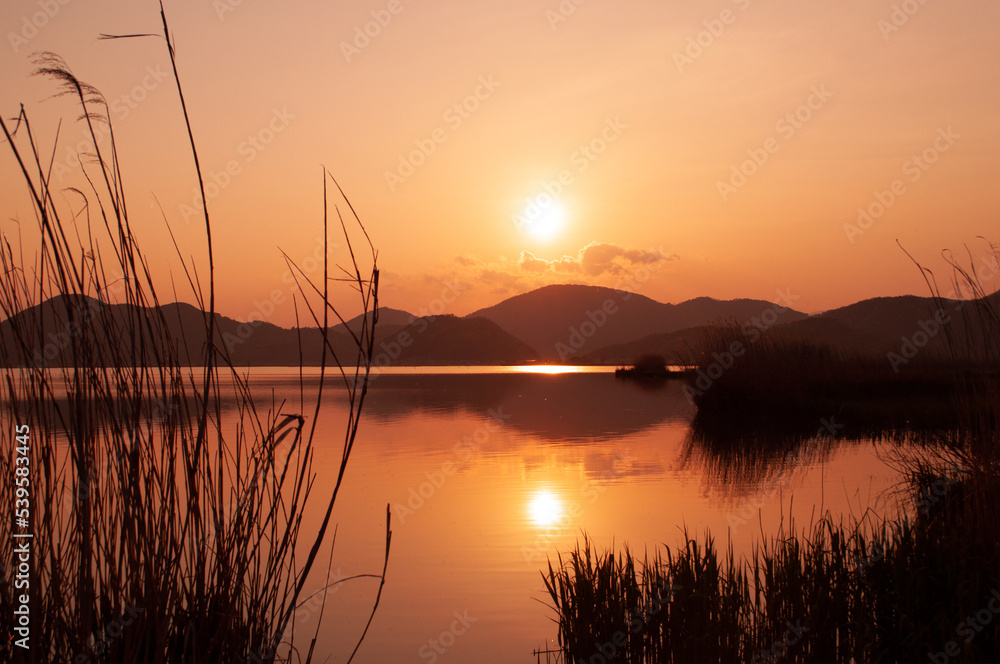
<box><xmin>521</xmin><ymin>198</ymin><xmax>566</xmax><ymax>242</ymax></box>
<box><xmin>528</xmin><ymin>490</ymin><xmax>565</xmax><ymax>528</ymax></box>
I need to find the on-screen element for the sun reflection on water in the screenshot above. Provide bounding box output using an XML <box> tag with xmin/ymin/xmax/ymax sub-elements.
<box><xmin>527</xmin><ymin>489</ymin><xmax>566</xmax><ymax>528</ymax></box>
<box><xmin>511</xmin><ymin>365</ymin><xmax>593</xmax><ymax>375</ymax></box>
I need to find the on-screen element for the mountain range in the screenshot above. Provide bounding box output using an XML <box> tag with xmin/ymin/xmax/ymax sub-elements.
<box><xmin>1</xmin><ymin>285</ymin><xmax>988</xmax><ymax>367</ymax></box>
<box><xmin>468</xmin><ymin>285</ymin><xmax>806</xmax><ymax>361</ymax></box>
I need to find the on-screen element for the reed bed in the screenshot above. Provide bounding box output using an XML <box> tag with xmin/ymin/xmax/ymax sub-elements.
<box><xmin>545</xmin><ymin>494</ymin><xmax>999</xmax><ymax>663</ymax></box>
<box><xmin>687</xmin><ymin>325</ymin><xmax>966</xmax><ymax>432</ymax></box>
<box><xmin>0</xmin><ymin>6</ymin><xmax>385</xmax><ymax>663</ymax></box>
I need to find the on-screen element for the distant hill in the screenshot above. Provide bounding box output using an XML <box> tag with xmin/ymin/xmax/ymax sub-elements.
<box><xmin>584</xmin><ymin>294</ymin><xmax>988</xmax><ymax>363</ymax></box>
<box><xmin>0</xmin><ymin>295</ymin><xmax>305</xmax><ymax>367</ymax></box>
<box><xmin>802</xmin><ymin>296</ymin><xmax>950</xmax><ymax>348</ymax></box>
<box><xmin>341</xmin><ymin>307</ymin><xmax>413</xmax><ymax>333</ymax></box>
<box><xmin>467</xmin><ymin>284</ymin><xmax>807</xmax><ymax>360</ymax></box>
<box><xmin>386</xmin><ymin>315</ymin><xmax>538</xmax><ymax>365</ymax></box>
<box><xmin>4</xmin><ymin>287</ymin><xmax>994</xmax><ymax>368</ymax></box>
<box><xmin>0</xmin><ymin>296</ymin><xmax>535</xmax><ymax>367</ymax></box>
<box><xmin>772</xmin><ymin>294</ymin><xmax>1000</xmax><ymax>358</ymax></box>
<box><xmin>753</xmin><ymin>295</ymin><xmax>950</xmax><ymax>357</ymax></box>
<box><xmin>595</xmin><ymin>293</ymin><xmax>998</xmax><ymax>364</ymax></box>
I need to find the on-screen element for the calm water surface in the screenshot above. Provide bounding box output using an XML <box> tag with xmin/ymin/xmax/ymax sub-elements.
<box><xmin>236</xmin><ymin>367</ymin><xmax>904</xmax><ymax>663</ymax></box>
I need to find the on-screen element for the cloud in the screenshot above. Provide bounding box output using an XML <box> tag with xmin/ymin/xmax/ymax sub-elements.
<box><xmin>478</xmin><ymin>268</ymin><xmax>527</xmax><ymax>294</ymax></box>
<box><xmin>519</xmin><ymin>242</ymin><xmax>674</xmax><ymax>276</ymax></box>
<box><xmin>519</xmin><ymin>251</ymin><xmax>582</xmax><ymax>274</ymax></box>
<box><xmin>379</xmin><ymin>242</ymin><xmax>678</xmax><ymax>315</ymax></box>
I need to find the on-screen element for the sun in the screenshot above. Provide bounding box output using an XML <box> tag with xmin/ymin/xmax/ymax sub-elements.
<box><xmin>519</xmin><ymin>196</ymin><xmax>567</xmax><ymax>242</ymax></box>
<box><xmin>527</xmin><ymin>490</ymin><xmax>565</xmax><ymax>528</ymax></box>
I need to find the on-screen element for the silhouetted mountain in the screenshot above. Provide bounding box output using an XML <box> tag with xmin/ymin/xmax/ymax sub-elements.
<box><xmin>386</xmin><ymin>315</ymin><xmax>538</xmax><ymax>365</ymax></box>
<box><xmin>586</xmin><ymin>295</ymin><xmax>987</xmax><ymax>362</ymax></box>
<box><xmin>341</xmin><ymin>307</ymin><xmax>413</xmax><ymax>333</ymax></box>
<box><xmin>4</xmin><ymin>287</ymin><xmax>994</xmax><ymax>368</ymax></box>
<box><xmin>0</xmin><ymin>296</ymin><xmax>535</xmax><ymax>367</ymax></box>
<box><xmin>588</xmin><ymin>293</ymin><xmax>999</xmax><ymax>363</ymax></box>
<box><xmin>0</xmin><ymin>295</ymin><xmax>305</xmax><ymax>367</ymax></box>
<box><xmin>467</xmin><ymin>284</ymin><xmax>807</xmax><ymax>359</ymax></box>
<box><xmin>773</xmin><ymin>295</ymin><xmax>961</xmax><ymax>356</ymax></box>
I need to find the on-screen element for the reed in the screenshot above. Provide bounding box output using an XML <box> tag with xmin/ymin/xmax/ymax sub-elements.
<box><xmin>0</xmin><ymin>6</ymin><xmax>385</xmax><ymax>663</ymax></box>
<box><xmin>690</xmin><ymin>324</ymin><xmax>961</xmax><ymax>417</ymax></box>
<box><xmin>544</xmin><ymin>496</ymin><xmax>999</xmax><ymax>663</ymax></box>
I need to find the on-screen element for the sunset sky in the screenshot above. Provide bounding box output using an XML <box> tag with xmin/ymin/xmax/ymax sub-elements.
<box><xmin>2</xmin><ymin>0</ymin><xmax>999</xmax><ymax>326</ymax></box>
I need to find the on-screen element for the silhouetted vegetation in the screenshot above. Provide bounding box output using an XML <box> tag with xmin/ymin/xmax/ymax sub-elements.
<box><xmin>0</xmin><ymin>9</ymin><xmax>386</xmax><ymax>663</ymax></box>
<box><xmin>615</xmin><ymin>353</ymin><xmax>683</xmax><ymax>382</ymax></box>
<box><xmin>547</xmin><ymin>246</ymin><xmax>1000</xmax><ymax>662</ymax></box>
<box><xmin>545</xmin><ymin>475</ymin><xmax>999</xmax><ymax>663</ymax></box>
<box><xmin>685</xmin><ymin>324</ymin><xmax>975</xmax><ymax>431</ymax></box>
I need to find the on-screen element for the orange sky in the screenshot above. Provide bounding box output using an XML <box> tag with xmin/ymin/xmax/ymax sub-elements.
<box><xmin>2</xmin><ymin>0</ymin><xmax>999</xmax><ymax>326</ymax></box>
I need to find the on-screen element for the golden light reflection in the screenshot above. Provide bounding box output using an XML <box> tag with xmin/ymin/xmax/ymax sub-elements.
<box><xmin>527</xmin><ymin>490</ymin><xmax>566</xmax><ymax>528</ymax></box>
<box><xmin>512</xmin><ymin>365</ymin><xmax>587</xmax><ymax>375</ymax></box>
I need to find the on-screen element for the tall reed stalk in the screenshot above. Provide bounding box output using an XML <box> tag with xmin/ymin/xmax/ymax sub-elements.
<box><xmin>0</xmin><ymin>5</ymin><xmax>386</xmax><ymax>663</ymax></box>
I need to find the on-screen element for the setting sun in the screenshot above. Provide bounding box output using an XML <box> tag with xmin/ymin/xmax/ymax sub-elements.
<box><xmin>518</xmin><ymin>196</ymin><xmax>567</xmax><ymax>243</ymax></box>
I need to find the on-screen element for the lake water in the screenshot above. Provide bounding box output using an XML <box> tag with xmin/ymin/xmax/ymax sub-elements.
<box><xmin>236</xmin><ymin>367</ymin><xmax>908</xmax><ymax>663</ymax></box>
